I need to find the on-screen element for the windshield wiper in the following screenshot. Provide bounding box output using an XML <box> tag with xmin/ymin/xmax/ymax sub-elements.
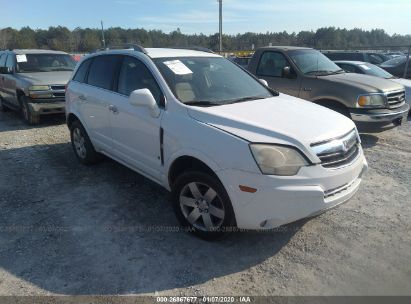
<box><xmin>326</xmin><ymin>69</ymin><xmax>345</xmax><ymax>75</ymax></box>
<box><xmin>224</xmin><ymin>96</ymin><xmax>267</xmax><ymax>104</ymax></box>
<box><xmin>184</xmin><ymin>101</ymin><xmax>221</xmax><ymax>107</ymax></box>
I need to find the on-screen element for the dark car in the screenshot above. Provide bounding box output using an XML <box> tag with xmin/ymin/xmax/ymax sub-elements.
<box><xmin>323</xmin><ymin>51</ymin><xmax>390</xmax><ymax>65</ymax></box>
<box><xmin>380</xmin><ymin>56</ymin><xmax>411</xmax><ymax>79</ymax></box>
<box><xmin>229</xmin><ymin>56</ymin><xmax>252</xmax><ymax>69</ymax></box>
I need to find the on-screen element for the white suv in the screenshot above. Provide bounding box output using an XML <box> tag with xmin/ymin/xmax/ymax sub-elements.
<box><xmin>65</xmin><ymin>46</ymin><xmax>368</xmax><ymax>240</ymax></box>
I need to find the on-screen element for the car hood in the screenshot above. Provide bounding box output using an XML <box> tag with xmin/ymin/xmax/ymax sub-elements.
<box><xmin>187</xmin><ymin>94</ymin><xmax>355</xmax><ymax>159</ymax></box>
<box><xmin>323</xmin><ymin>73</ymin><xmax>404</xmax><ymax>93</ymax></box>
<box><xmin>16</xmin><ymin>71</ymin><xmax>73</xmax><ymax>85</ymax></box>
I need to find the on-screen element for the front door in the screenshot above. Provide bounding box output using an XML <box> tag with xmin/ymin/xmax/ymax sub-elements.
<box><xmin>255</xmin><ymin>51</ymin><xmax>302</xmax><ymax>97</ymax></box>
<box><xmin>108</xmin><ymin>55</ymin><xmax>164</xmax><ymax>181</ymax></box>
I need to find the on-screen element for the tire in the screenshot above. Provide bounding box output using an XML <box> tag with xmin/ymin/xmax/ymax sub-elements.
<box><xmin>19</xmin><ymin>96</ymin><xmax>40</xmax><ymax>125</ymax></box>
<box><xmin>0</xmin><ymin>96</ymin><xmax>10</xmax><ymax>112</ymax></box>
<box><xmin>69</xmin><ymin>120</ymin><xmax>100</xmax><ymax>165</ymax></box>
<box><xmin>171</xmin><ymin>171</ymin><xmax>236</xmax><ymax>240</ymax></box>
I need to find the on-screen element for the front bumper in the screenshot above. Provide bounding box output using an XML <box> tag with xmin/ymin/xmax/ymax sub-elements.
<box><xmin>350</xmin><ymin>103</ymin><xmax>409</xmax><ymax>125</ymax></box>
<box><xmin>28</xmin><ymin>101</ymin><xmax>66</xmax><ymax>115</ymax></box>
<box><xmin>218</xmin><ymin>150</ymin><xmax>368</xmax><ymax>230</ymax></box>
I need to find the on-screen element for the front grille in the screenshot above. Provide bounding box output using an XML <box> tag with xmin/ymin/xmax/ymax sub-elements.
<box><xmin>50</xmin><ymin>84</ymin><xmax>66</xmax><ymax>100</ymax></box>
<box><xmin>50</xmin><ymin>85</ymin><xmax>66</xmax><ymax>91</ymax></box>
<box><xmin>387</xmin><ymin>90</ymin><xmax>406</xmax><ymax>109</ymax></box>
<box><xmin>311</xmin><ymin>129</ymin><xmax>360</xmax><ymax>169</ymax></box>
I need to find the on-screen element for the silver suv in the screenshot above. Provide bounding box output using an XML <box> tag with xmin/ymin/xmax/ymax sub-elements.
<box><xmin>0</xmin><ymin>49</ymin><xmax>76</xmax><ymax>124</ymax></box>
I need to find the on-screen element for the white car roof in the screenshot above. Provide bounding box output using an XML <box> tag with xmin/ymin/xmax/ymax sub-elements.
<box><xmin>145</xmin><ymin>48</ymin><xmax>221</xmax><ymax>58</ymax></box>
<box><xmin>334</xmin><ymin>60</ymin><xmax>368</xmax><ymax>66</ymax></box>
<box><xmin>12</xmin><ymin>49</ymin><xmax>69</xmax><ymax>55</ymax></box>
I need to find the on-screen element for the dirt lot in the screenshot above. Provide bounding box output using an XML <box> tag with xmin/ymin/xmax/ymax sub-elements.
<box><xmin>0</xmin><ymin>110</ymin><xmax>410</xmax><ymax>296</ymax></box>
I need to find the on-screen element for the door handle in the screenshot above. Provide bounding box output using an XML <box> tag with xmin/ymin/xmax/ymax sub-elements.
<box><xmin>108</xmin><ymin>105</ymin><xmax>118</xmax><ymax>114</ymax></box>
<box><xmin>78</xmin><ymin>95</ymin><xmax>87</xmax><ymax>101</ymax></box>
<box><xmin>303</xmin><ymin>88</ymin><xmax>312</xmax><ymax>92</ymax></box>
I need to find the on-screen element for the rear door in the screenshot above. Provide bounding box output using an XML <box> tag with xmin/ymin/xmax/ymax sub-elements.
<box><xmin>108</xmin><ymin>55</ymin><xmax>164</xmax><ymax>181</ymax></box>
<box><xmin>255</xmin><ymin>51</ymin><xmax>302</xmax><ymax>96</ymax></box>
<box><xmin>73</xmin><ymin>55</ymin><xmax>122</xmax><ymax>152</ymax></box>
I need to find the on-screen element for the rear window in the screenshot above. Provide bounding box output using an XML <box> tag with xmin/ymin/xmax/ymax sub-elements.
<box><xmin>86</xmin><ymin>55</ymin><xmax>121</xmax><ymax>90</ymax></box>
<box><xmin>0</xmin><ymin>53</ymin><xmax>7</xmax><ymax>67</ymax></box>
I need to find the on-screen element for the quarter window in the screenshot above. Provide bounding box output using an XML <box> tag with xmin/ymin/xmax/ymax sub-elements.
<box><xmin>87</xmin><ymin>55</ymin><xmax>121</xmax><ymax>90</ymax></box>
<box><xmin>257</xmin><ymin>52</ymin><xmax>290</xmax><ymax>77</ymax></box>
<box><xmin>117</xmin><ymin>56</ymin><xmax>162</xmax><ymax>105</ymax></box>
<box><xmin>73</xmin><ymin>59</ymin><xmax>92</xmax><ymax>83</ymax></box>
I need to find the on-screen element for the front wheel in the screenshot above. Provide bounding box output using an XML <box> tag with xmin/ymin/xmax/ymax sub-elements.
<box><xmin>20</xmin><ymin>96</ymin><xmax>40</xmax><ymax>125</ymax></box>
<box><xmin>171</xmin><ymin>171</ymin><xmax>236</xmax><ymax>240</ymax></box>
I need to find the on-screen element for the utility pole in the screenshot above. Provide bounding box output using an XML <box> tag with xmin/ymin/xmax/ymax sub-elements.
<box><xmin>101</xmin><ymin>20</ymin><xmax>106</xmax><ymax>48</ymax></box>
<box><xmin>218</xmin><ymin>0</ymin><xmax>222</xmax><ymax>53</ymax></box>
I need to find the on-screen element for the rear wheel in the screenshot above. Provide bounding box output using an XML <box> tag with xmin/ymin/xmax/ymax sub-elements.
<box><xmin>172</xmin><ymin>171</ymin><xmax>236</xmax><ymax>240</ymax></box>
<box><xmin>0</xmin><ymin>96</ymin><xmax>10</xmax><ymax>112</ymax></box>
<box><xmin>19</xmin><ymin>96</ymin><xmax>40</xmax><ymax>125</ymax></box>
<box><xmin>70</xmin><ymin>120</ymin><xmax>100</xmax><ymax>165</ymax></box>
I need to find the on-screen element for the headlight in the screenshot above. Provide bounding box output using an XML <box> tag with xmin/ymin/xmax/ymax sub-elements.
<box><xmin>29</xmin><ymin>85</ymin><xmax>50</xmax><ymax>91</ymax></box>
<box><xmin>250</xmin><ymin>144</ymin><xmax>309</xmax><ymax>176</ymax></box>
<box><xmin>356</xmin><ymin>94</ymin><xmax>386</xmax><ymax>108</ymax></box>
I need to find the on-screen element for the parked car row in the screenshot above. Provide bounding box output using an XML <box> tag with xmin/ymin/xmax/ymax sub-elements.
<box><xmin>0</xmin><ymin>45</ymin><xmax>409</xmax><ymax>240</ymax></box>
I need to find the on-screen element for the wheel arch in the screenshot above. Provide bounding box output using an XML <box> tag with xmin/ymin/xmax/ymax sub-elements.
<box><xmin>167</xmin><ymin>154</ymin><xmax>221</xmax><ymax>190</ymax></box>
<box><xmin>312</xmin><ymin>98</ymin><xmax>351</xmax><ymax>117</ymax></box>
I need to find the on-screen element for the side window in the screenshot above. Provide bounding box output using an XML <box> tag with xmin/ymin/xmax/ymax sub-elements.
<box><xmin>5</xmin><ymin>54</ymin><xmax>15</xmax><ymax>68</ymax></box>
<box><xmin>368</xmin><ymin>54</ymin><xmax>384</xmax><ymax>65</ymax></box>
<box><xmin>0</xmin><ymin>54</ymin><xmax>6</xmax><ymax>67</ymax></box>
<box><xmin>339</xmin><ymin>63</ymin><xmax>357</xmax><ymax>73</ymax></box>
<box><xmin>117</xmin><ymin>56</ymin><xmax>163</xmax><ymax>106</ymax></box>
<box><xmin>73</xmin><ymin>59</ymin><xmax>91</xmax><ymax>83</ymax></box>
<box><xmin>257</xmin><ymin>52</ymin><xmax>290</xmax><ymax>77</ymax></box>
<box><xmin>86</xmin><ymin>55</ymin><xmax>121</xmax><ymax>90</ymax></box>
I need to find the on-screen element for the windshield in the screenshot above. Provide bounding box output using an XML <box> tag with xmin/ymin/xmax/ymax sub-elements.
<box><xmin>362</xmin><ymin>63</ymin><xmax>394</xmax><ymax>78</ymax></box>
<box><xmin>154</xmin><ymin>57</ymin><xmax>273</xmax><ymax>106</ymax></box>
<box><xmin>380</xmin><ymin>56</ymin><xmax>407</xmax><ymax>67</ymax></box>
<box><xmin>289</xmin><ymin>50</ymin><xmax>343</xmax><ymax>76</ymax></box>
<box><xmin>17</xmin><ymin>54</ymin><xmax>76</xmax><ymax>73</ymax></box>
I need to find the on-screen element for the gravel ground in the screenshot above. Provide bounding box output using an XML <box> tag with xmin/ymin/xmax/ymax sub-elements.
<box><xmin>0</xmin><ymin>110</ymin><xmax>410</xmax><ymax>296</ymax></box>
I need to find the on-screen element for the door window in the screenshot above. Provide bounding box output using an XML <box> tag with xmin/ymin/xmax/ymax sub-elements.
<box><xmin>0</xmin><ymin>54</ymin><xmax>7</xmax><ymax>67</ymax></box>
<box><xmin>256</xmin><ymin>52</ymin><xmax>290</xmax><ymax>77</ymax></box>
<box><xmin>86</xmin><ymin>55</ymin><xmax>121</xmax><ymax>90</ymax></box>
<box><xmin>117</xmin><ymin>56</ymin><xmax>163</xmax><ymax>106</ymax></box>
<box><xmin>5</xmin><ymin>54</ymin><xmax>14</xmax><ymax>68</ymax></box>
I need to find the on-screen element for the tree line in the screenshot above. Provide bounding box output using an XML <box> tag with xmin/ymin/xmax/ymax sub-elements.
<box><xmin>1</xmin><ymin>26</ymin><xmax>410</xmax><ymax>53</ymax></box>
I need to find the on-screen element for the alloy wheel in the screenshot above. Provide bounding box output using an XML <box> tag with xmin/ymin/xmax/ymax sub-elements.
<box><xmin>179</xmin><ymin>182</ymin><xmax>225</xmax><ymax>231</ymax></box>
<box><xmin>72</xmin><ymin>127</ymin><xmax>87</xmax><ymax>159</ymax></box>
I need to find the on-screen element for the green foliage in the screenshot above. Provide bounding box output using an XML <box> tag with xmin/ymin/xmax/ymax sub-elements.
<box><xmin>0</xmin><ymin>26</ymin><xmax>410</xmax><ymax>52</ymax></box>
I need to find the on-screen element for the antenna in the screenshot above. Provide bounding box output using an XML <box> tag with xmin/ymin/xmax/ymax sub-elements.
<box><xmin>101</xmin><ymin>20</ymin><xmax>106</xmax><ymax>48</ymax></box>
<box><xmin>218</xmin><ymin>0</ymin><xmax>223</xmax><ymax>53</ymax></box>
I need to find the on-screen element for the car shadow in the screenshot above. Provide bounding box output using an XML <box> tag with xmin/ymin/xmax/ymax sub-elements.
<box><xmin>0</xmin><ymin>110</ymin><xmax>66</xmax><ymax>132</ymax></box>
<box><xmin>359</xmin><ymin>133</ymin><xmax>379</xmax><ymax>149</ymax></box>
<box><xmin>0</xmin><ymin>143</ymin><xmax>304</xmax><ymax>295</ymax></box>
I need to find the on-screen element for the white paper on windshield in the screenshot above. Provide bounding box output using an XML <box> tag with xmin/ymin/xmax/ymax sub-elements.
<box><xmin>16</xmin><ymin>54</ymin><xmax>27</xmax><ymax>63</ymax></box>
<box><xmin>163</xmin><ymin>60</ymin><xmax>193</xmax><ymax>75</ymax></box>
<box><xmin>360</xmin><ymin>64</ymin><xmax>371</xmax><ymax>70</ymax></box>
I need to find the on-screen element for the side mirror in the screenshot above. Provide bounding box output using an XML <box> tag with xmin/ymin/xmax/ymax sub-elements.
<box><xmin>0</xmin><ymin>67</ymin><xmax>13</xmax><ymax>74</ymax></box>
<box><xmin>259</xmin><ymin>79</ymin><xmax>268</xmax><ymax>86</ymax></box>
<box><xmin>129</xmin><ymin>88</ymin><xmax>160</xmax><ymax>118</ymax></box>
<box><xmin>282</xmin><ymin>66</ymin><xmax>296</xmax><ymax>79</ymax></box>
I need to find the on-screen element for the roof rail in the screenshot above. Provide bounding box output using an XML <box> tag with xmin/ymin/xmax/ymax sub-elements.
<box><xmin>170</xmin><ymin>46</ymin><xmax>215</xmax><ymax>53</ymax></box>
<box><xmin>94</xmin><ymin>44</ymin><xmax>148</xmax><ymax>54</ymax></box>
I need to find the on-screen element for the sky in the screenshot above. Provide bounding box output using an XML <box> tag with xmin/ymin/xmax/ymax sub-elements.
<box><xmin>1</xmin><ymin>0</ymin><xmax>411</xmax><ymax>35</ymax></box>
